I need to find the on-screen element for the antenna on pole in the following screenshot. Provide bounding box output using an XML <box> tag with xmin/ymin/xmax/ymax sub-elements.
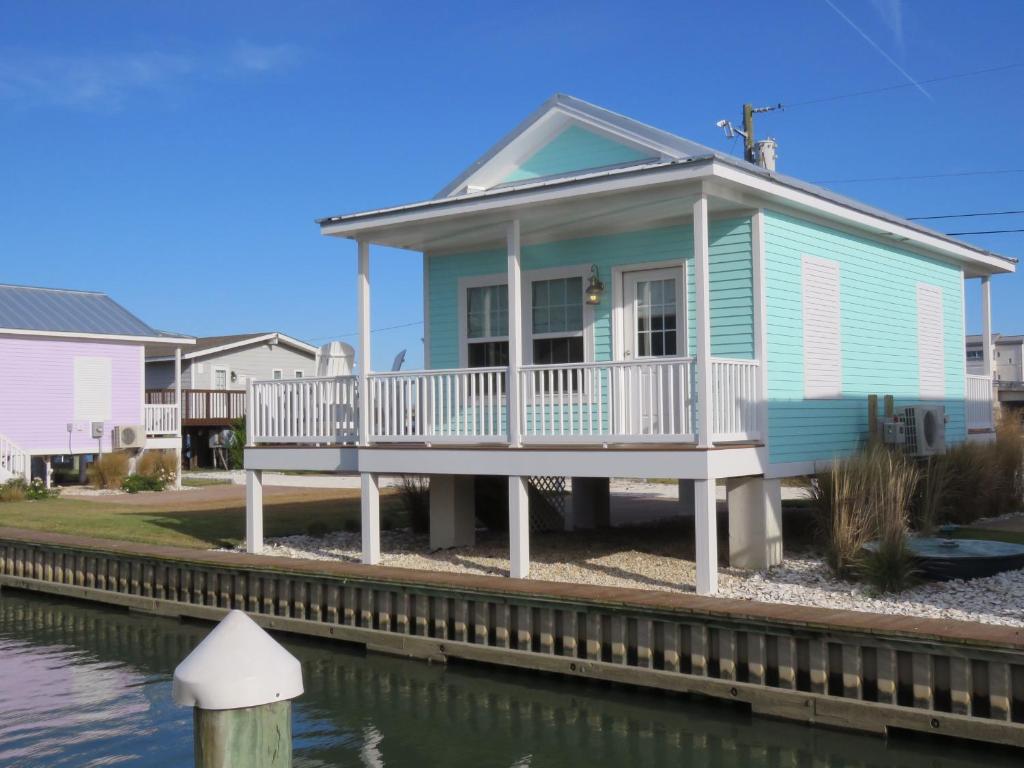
<box><xmin>716</xmin><ymin>103</ymin><xmax>784</xmax><ymax>168</ymax></box>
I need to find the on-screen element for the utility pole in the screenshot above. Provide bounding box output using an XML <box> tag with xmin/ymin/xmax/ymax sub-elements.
<box><xmin>718</xmin><ymin>104</ymin><xmax>784</xmax><ymax>165</ymax></box>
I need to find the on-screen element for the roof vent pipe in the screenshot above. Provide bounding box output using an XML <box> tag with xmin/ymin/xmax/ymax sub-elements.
<box><xmin>754</xmin><ymin>138</ymin><xmax>777</xmax><ymax>172</ymax></box>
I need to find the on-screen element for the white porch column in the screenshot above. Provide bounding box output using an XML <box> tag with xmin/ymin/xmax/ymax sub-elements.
<box><xmin>174</xmin><ymin>346</ymin><xmax>183</xmax><ymax>489</ymax></box>
<box><xmin>751</xmin><ymin>210</ymin><xmax>768</xmax><ymax>439</ymax></box>
<box><xmin>506</xmin><ymin>221</ymin><xmax>523</xmax><ymax>447</ymax></box>
<box><xmin>361</xmin><ymin>472</ymin><xmax>381</xmax><ymax>564</ymax></box>
<box><xmin>726</xmin><ymin>476</ymin><xmax>782</xmax><ymax>570</ymax></box>
<box><xmin>357</xmin><ymin>240</ymin><xmax>372</xmax><ymax>446</ymax></box>
<box><xmin>694</xmin><ymin>477</ymin><xmax>718</xmax><ymax>595</ymax></box>
<box><xmin>245</xmin><ymin>469</ymin><xmax>264</xmax><ymax>554</ymax></box>
<box><xmin>429</xmin><ymin>475</ymin><xmax>476</xmax><ymax>550</ymax></box>
<box><xmin>693</xmin><ymin>190</ymin><xmax>714</xmax><ymax>448</ymax></box>
<box><xmin>981</xmin><ymin>276</ymin><xmax>993</xmax><ymax>378</ymax></box>
<box><xmin>509</xmin><ymin>475</ymin><xmax>530</xmax><ymax>578</ymax></box>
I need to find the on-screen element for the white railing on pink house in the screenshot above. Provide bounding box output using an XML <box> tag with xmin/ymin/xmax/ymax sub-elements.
<box><xmin>144</xmin><ymin>404</ymin><xmax>180</xmax><ymax>437</ymax></box>
<box><xmin>250</xmin><ymin>376</ymin><xmax>358</xmax><ymax>444</ymax></box>
<box><xmin>248</xmin><ymin>358</ymin><xmax>762</xmax><ymax>447</ymax></box>
<box><xmin>966</xmin><ymin>374</ymin><xmax>995</xmax><ymax>430</ymax></box>
<box><xmin>0</xmin><ymin>434</ymin><xmax>29</xmax><ymax>482</ymax></box>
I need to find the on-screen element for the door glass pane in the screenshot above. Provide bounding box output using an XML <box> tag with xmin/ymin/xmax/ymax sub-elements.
<box><xmin>634</xmin><ymin>277</ymin><xmax>677</xmax><ymax>358</ymax></box>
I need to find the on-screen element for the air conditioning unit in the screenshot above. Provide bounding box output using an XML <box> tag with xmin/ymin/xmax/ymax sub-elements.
<box><xmin>902</xmin><ymin>406</ymin><xmax>946</xmax><ymax>456</ymax></box>
<box><xmin>115</xmin><ymin>424</ymin><xmax>145</xmax><ymax>450</ymax></box>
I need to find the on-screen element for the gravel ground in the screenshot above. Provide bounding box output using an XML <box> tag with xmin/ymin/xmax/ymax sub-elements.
<box><xmin>259</xmin><ymin>521</ymin><xmax>1024</xmax><ymax>627</ymax></box>
<box><xmin>61</xmin><ymin>485</ymin><xmax>199</xmax><ymax>497</ymax></box>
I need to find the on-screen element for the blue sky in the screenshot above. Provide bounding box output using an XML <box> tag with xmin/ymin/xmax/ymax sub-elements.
<box><xmin>2</xmin><ymin>0</ymin><xmax>1021</xmax><ymax>368</ymax></box>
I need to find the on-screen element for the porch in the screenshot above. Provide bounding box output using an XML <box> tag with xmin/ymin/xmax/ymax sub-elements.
<box><xmin>146</xmin><ymin>388</ymin><xmax>246</xmax><ymax>426</ymax></box>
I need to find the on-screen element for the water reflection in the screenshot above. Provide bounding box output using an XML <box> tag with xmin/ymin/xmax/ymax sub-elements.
<box><xmin>0</xmin><ymin>591</ymin><xmax>1015</xmax><ymax>767</ymax></box>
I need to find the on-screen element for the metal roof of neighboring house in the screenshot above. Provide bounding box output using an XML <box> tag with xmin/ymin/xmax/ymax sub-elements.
<box><xmin>967</xmin><ymin>333</ymin><xmax>1024</xmax><ymax>345</ymax></box>
<box><xmin>146</xmin><ymin>332</ymin><xmax>317</xmax><ymax>361</ymax></box>
<box><xmin>0</xmin><ymin>283</ymin><xmax>188</xmax><ymax>342</ymax></box>
<box><xmin>316</xmin><ymin>94</ymin><xmax>1016</xmax><ymax>272</ymax></box>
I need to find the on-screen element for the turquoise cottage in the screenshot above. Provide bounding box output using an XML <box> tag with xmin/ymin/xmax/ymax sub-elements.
<box><xmin>245</xmin><ymin>95</ymin><xmax>1014</xmax><ymax>595</ymax></box>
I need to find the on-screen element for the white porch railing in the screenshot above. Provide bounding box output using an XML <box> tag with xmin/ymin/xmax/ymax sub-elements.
<box><xmin>144</xmin><ymin>404</ymin><xmax>180</xmax><ymax>437</ymax></box>
<box><xmin>248</xmin><ymin>358</ymin><xmax>761</xmax><ymax>447</ymax></box>
<box><xmin>518</xmin><ymin>358</ymin><xmax>696</xmax><ymax>442</ymax></box>
<box><xmin>710</xmin><ymin>358</ymin><xmax>761</xmax><ymax>441</ymax></box>
<box><xmin>367</xmin><ymin>367</ymin><xmax>507</xmax><ymax>442</ymax></box>
<box><xmin>250</xmin><ymin>376</ymin><xmax>358</xmax><ymax>444</ymax></box>
<box><xmin>0</xmin><ymin>434</ymin><xmax>29</xmax><ymax>482</ymax></box>
<box><xmin>966</xmin><ymin>374</ymin><xmax>995</xmax><ymax>430</ymax></box>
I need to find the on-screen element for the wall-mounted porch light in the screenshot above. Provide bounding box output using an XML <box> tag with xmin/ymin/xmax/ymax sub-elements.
<box><xmin>585</xmin><ymin>265</ymin><xmax>604</xmax><ymax>305</ymax></box>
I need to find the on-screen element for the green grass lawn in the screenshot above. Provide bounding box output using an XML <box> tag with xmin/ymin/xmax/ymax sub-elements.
<box><xmin>0</xmin><ymin>490</ymin><xmax>406</xmax><ymax>550</ymax></box>
<box><xmin>181</xmin><ymin>477</ymin><xmax>234</xmax><ymax>487</ymax></box>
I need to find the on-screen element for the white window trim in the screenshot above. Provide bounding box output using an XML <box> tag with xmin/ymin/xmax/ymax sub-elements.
<box><xmin>212</xmin><ymin>366</ymin><xmax>230</xmax><ymax>390</ymax></box>
<box><xmin>294</xmin><ymin>369</ymin><xmax>304</xmax><ymax>378</ymax></box>
<box><xmin>611</xmin><ymin>259</ymin><xmax>689</xmax><ymax>362</ymax></box>
<box><xmin>272</xmin><ymin>368</ymin><xmax>283</xmax><ymax>380</ymax></box>
<box><xmin>523</xmin><ymin>265</ymin><xmax>593</xmax><ymax>365</ymax></box>
<box><xmin>458</xmin><ymin>273</ymin><xmax>510</xmax><ymax>368</ymax></box>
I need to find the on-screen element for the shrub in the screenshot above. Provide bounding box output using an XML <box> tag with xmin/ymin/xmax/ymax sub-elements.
<box><xmin>229</xmin><ymin>417</ymin><xmax>246</xmax><ymax>470</ymax></box>
<box><xmin>87</xmin><ymin>452</ymin><xmax>130</xmax><ymax>490</ymax></box>
<box><xmin>397</xmin><ymin>475</ymin><xmax>430</xmax><ymax>533</ymax></box>
<box><xmin>913</xmin><ymin>455</ymin><xmax>949</xmax><ymax>535</ymax></box>
<box><xmin>137</xmin><ymin>450</ymin><xmax>177</xmax><ymax>482</ymax></box>
<box><xmin>121</xmin><ymin>473</ymin><xmax>166</xmax><ymax>494</ymax></box>
<box><xmin>812</xmin><ymin>444</ymin><xmax>918</xmax><ymax>587</ymax></box>
<box><xmin>25</xmin><ymin>478</ymin><xmax>59</xmax><ymax>500</ymax></box>
<box><xmin>0</xmin><ymin>478</ymin><xmax>27</xmax><ymax>502</ymax></box>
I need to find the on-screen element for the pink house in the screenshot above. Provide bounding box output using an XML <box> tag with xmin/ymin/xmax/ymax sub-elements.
<box><xmin>0</xmin><ymin>284</ymin><xmax>193</xmax><ymax>484</ymax></box>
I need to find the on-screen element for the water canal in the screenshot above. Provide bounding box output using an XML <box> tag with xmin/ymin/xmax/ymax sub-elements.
<box><xmin>0</xmin><ymin>591</ymin><xmax>1016</xmax><ymax>767</ymax></box>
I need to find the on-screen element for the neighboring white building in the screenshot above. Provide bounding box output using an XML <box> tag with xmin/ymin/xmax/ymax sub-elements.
<box><xmin>146</xmin><ymin>332</ymin><xmax>317</xmax><ymax>466</ymax></box>
<box><xmin>966</xmin><ymin>333</ymin><xmax>1024</xmax><ymax>383</ymax></box>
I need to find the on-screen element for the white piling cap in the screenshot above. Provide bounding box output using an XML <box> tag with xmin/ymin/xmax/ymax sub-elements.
<box><xmin>172</xmin><ymin>610</ymin><xmax>304</xmax><ymax>710</ymax></box>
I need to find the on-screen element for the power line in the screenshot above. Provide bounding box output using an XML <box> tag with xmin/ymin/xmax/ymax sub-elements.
<box><xmin>815</xmin><ymin>169</ymin><xmax>1024</xmax><ymax>184</ymax></box>
<box><xmin>307</xmin><ymin>319</ymin><xmax>423</xmax><ymax>343</ymax></box>
<box><xmin>909</xmin><ymin>209</ymin><xmax>1024</xmax><ymax>221</ymax></box>
<box><xmin>945</xmin><ymin>228</ymin><xmax>1024</xmax><ymax>236</ymax></box>
<box><xmin>786</xmin><ymin>62</ymin><xmax>1021</xmax><ymax>108</ymax></box>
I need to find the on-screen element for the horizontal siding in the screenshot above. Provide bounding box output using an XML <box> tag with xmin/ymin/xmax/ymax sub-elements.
<box><xmin>0</xmin><ymin>337</ymin><xmax>143</xmax><ymax>454</ymax></box>
<box><xmin>764</xmin><ymin>211</ymin><xmax>966</xmax><ymax>466</ymax></box>
<box><xmin>503</xmin><ymin>125</ymin><xmax>653</xmax><ymax>183</ymax></box>
<box><xmin>427</xmin><ymin>218</ymin><xmax>753</xmax><ymax>370</ymax></box>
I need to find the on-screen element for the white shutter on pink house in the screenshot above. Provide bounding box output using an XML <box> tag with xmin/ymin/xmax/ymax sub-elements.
<box><xmin>916</xmin><ymin>284</ymin><xmax>945</xmax><ymax>400</ymax></box>
<box><xmin>802</xmin><ymin>255</ymin><xmax>842</xmax><ymax>399</ymax></box>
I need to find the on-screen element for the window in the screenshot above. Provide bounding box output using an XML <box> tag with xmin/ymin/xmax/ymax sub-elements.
<box><xmin>294</xmin><ymin>370</ymin><xmax>304</xmax><ymax>378</ymax></box>
<box><xmin>466</xmin><ymin>284</ymin><xmax>509</xmax><ymax>367</ymax></box>
<box><xmin>531</xmin><ymin>276</ymin><xmax>584</xmax><ymax>365</ymax></box>
<box><xmin>917</xmin><ymin>284</ymin><xmax>945</xmax><ymax>399</ymax></box>
<box><xmin>213</xmin><ymin>368</ymin><xmax>228</xmax><ymax>390</ymax></box>
<box><xmin>966</xmin><ymin>350</ymin><xmax>983</xmax><ymax>361</ymax></box>
<box><xmin>802</xmin><ymin>255</ymin><xmax>842</xmax><ymax>399</ymax></box>
<box><xmin>272</xmin><ymin>369</ymin><xmax>283</xmax><ymax>380</ymax></box>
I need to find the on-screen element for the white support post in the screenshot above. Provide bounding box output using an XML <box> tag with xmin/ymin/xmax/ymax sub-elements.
<box><xmin>506</xmin><ymin>220</ymin><xmax>523</xmax><ymax>448</ymax></box>
<box><xmin>245</xmin><ymin>469</ymin><xmax>264</xmax><ymax>554</ymax></box>
<box><xmin>174</xmin><ymin>346</ymin><xmax>183</xmax><ymax>489</ymax></box>
<box><xmin>361</xmin><ymin>472</ymin><xmax>381</xmax><ymax>565</ymax></box>
<box><xmin>357</xmin><ymin>240</ymin><xmax>372</xmax><ymax>446</ymax></box>
<box><xmin>693</xmin><ymin>190</ymin><xmax>714</xmax><ymax>448</ymax></box>
<box><xmin>751</xmin><ymin>210</ymin><xmax>768</xmax><ymax>440</ymax></box>
<box><xmin>509</xmin><ymin>475</ymin><xmax>530</xmax><ymax>578</ymax></box>
<box><xmin>694</xmin><ymin>477</ymin><xmax>718</xmax><ymax>595</ymax></box>
<box><xmin>981</xmin><ymin>276</ymin><xmax>993</xmax><ymax>379</ymax></box>
<box><xmin>44</xmin><ymin>457</ymin><xmax>52</xmax><ymax>489</ymax></box>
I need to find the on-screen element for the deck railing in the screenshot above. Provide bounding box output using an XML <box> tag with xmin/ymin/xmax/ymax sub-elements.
<box><xmin>145</xmin><ymin>389</ymin><xmax>246</xmax><ymax>423</ymax></box>
<box><xmin>0</xmin><ymin>434</ymin><xmax>29</xmax><ymax>481</ymax></box>
<box><xmin>143</xmin><ymin>404</ymin><xmax>180</xmax><ymax>437</ymax></box>
<box><xmin>250</xmin><ymin>376</ymin><xmax>358</xmax><ymax>444</ymax></box>
<box><xmin>518</xmin><ymin>358</ymin><xmax>696</xmax><ymax>442</ymax></box>
<box><xmin>966</xmin><ymin>374</ymin><xmax>995</xmax><ymax>430</ymax></box>
<box><xmin>367</xmin><ymin>367</ymin><xmax>507</xmax><ymax>442</ymax></box>
<box><xmin>248</xmin><ymin>359</ymin><xmax>762</xmax><ymax>447</ymax></box>
<box><xmin>710</xmin><ymin>358</ymin><xmax>761</xmax><ymax>441</ymax></box>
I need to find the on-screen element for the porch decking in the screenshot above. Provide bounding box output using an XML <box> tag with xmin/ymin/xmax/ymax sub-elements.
<box><xmin>248</xmin><ymin>356</ymin><xmax>761</xmax><ymax>448</ymax></box>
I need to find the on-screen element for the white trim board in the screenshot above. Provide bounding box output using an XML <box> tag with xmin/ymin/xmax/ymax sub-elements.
<box><xmin>0</xmin><ymin>328</ymin><xmax>195</xmax><ymax>345</ymax></box>
<box><xmin>147</xmin><ymin>332</ymin><xmax>317</xmax><ymax>362</ymax></box>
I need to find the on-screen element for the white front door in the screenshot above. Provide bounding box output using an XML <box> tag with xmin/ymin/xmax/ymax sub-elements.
<box><xmin>621</xmin><ymin>267</ymin><xmax>686</xmax><ymax>434</ymax></box>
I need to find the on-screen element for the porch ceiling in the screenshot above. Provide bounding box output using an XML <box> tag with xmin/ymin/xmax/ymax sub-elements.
<box><xmin>337</xmin><ymin>180</ymin><xmax>749</xmax><ymax>254</ymax></box>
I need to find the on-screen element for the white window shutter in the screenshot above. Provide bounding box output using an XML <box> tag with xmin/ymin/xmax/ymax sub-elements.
<box><xmin>74</xmin><ymin>357</ymin><xmax>112</xmax><ymax>421</ymax></box>
<box><xmin>917</xmin><ymin>284</ymin><xmax>945</xmax><ymax>400</ymax></box>
<box><xmin>802</xmin><ymin>255</ymin><xmax>842</xmax><ymax>399</ymax></box>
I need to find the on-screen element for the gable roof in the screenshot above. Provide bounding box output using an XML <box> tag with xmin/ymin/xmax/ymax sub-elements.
<box><xmin>435</xmin><ymin>93</ymin><xmax>723</xmax><ymax>198</ymax></box>
<box><xmin>0</xmin><ymin>283</ymin><xmax>192</xmax><ymax>344</ymax></box>
<box><xmin>319</xmin><ymin>94</ymin><xmax>1015</xmax><ymax>275</ymax></box>
<box><xmin>146</xmin><ymin>332</ymin><xmax>317</xmax><ymax>361</ymax></box>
